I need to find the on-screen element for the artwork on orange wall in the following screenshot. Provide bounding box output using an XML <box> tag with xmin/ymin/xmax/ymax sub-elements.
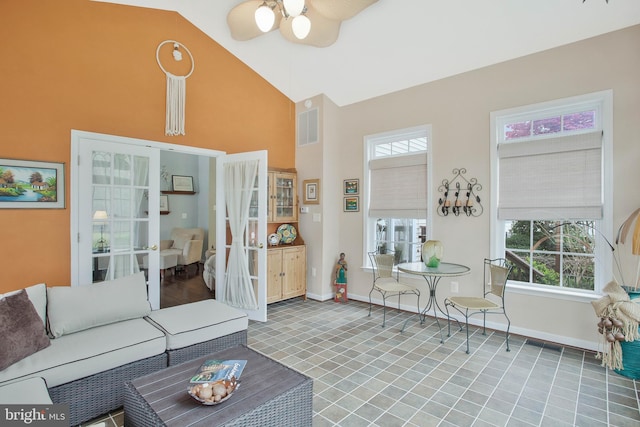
<box><xmin>0</xmin><ymin>158</ymin><xmax>65</xmax><ymax>209</ymax></box>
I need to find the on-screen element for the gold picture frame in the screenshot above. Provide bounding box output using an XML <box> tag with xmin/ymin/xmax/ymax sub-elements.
<box><xmin>303</xmin><ymin>179</ymin><xmax>320</xmax><ymax>204</ymax></box>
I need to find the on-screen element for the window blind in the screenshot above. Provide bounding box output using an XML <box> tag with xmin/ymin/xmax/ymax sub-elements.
<box><xmin>369</xmin><ymin>153</ymin><xmax>427</xmax><ymax>218</ymax></box>
<box><xmin>497</xmin><ymin>131</ymin><xmax>602</xmax><ymax>220</ymax></box>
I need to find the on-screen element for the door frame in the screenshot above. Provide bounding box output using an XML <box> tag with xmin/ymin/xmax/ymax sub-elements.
<box><xmin>70</xmin><ymin>130</ymin><xmax>226</xmax><ymax>309</ymax></box>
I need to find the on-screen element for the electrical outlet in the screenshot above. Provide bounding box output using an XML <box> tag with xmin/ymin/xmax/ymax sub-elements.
<box><xmin>451</xmin><ymin>281</ymin><xmax>459</xmax><ymax>293</ymax></box>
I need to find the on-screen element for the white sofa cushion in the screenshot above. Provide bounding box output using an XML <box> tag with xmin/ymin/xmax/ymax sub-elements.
<box><xmin>0</xmin><ymin>318</ymin><xmax>166</xmax><ymax>388</ymax></box>
<box><xmin>0</xmin><ymin>283</ymin><xmax>47</xmax><ymax>325</ymax></box>
<box><xmin>47</xmin><ymin>272</ymin><xmax>151</xmax><ymax>338</ymax></box>
<box><xmin>0</xmin><ymin>377</ymin><xmax>52</xmax><ymax>404</ymax></box>
<box><xmin>146</xmin><ymin>299</ymin><xmax>248</xmax><ymax>350</ymax></box>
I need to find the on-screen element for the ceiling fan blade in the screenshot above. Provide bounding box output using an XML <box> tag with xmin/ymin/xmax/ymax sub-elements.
<box><xmin>227</xmin><ymin>0</ymin><xmax>282</xmax><ymax>41</ymax></box>
<box><xmin>280</xmin><ymin>2</ymin><xmax>341</xmax><ymax>47</ymax></box>
<box><xmin>309</xmin><ymin>0</ymin><xmax>378</xmax><ymax>21</ymax></box>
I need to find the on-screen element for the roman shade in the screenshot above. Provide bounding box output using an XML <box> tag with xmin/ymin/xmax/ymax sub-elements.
<box><xmin>497</xmin><ymin>131</ymin><xmax>603</xmax><ymax>220</ymax></box>
<box><xmin>369</xmin><ymin>153</ymin><xmax>427</xmax><ymax>218</ymax></box>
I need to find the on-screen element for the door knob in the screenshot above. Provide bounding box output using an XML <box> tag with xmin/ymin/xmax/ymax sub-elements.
<box><xmin>258</xmin><ymin>243</ymin><xmax>264</xmax><ymax>249</ymax></box>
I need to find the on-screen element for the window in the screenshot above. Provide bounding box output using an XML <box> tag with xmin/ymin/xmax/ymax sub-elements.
<box><xmin>491</xmin><ymin>91</ymin><xmax>613</xmax><ymax>294</ymax></box>
<box><xmin>365</xmin><ymin>125</ymin><xmax>431</xmax><ymax>265</ymax></box>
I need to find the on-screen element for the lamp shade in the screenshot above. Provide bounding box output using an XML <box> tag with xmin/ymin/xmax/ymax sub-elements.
<box><xmin>283</xmin><ymin>0</ymin><xmax>304</xmax><ymax>17</ymax></box>
<box><xmin>255</xmin><ymin>2</ymin><xmax>275</xmax><ymax>32</ymax></box>
<box><xmin>291</xmin><ymin>14</ymin><xmax>311</xmax><ymax>39</ymax></box>
<box><xmin>93</xmin><ymin>210</ymin><xmax>108</xmax><ymax>221</ymax></box>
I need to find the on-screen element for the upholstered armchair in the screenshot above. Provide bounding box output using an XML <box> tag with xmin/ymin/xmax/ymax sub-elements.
<box><xmin>160</xmin><ymin>228</ymin><xmax>205</xmax><ymax>273</ymax></box>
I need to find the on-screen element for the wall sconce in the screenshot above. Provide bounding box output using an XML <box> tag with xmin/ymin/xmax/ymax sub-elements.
<box><xmin>437</xmin><ymin>168</ymin><xmax>483</xmax><ymax>217</ymax></box>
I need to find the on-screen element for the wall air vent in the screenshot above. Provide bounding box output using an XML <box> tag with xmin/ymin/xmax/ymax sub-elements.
<box><xmin>297</xmin><ymin>107</ymin><xmax>319</xmax><ymax>146</ymax></box>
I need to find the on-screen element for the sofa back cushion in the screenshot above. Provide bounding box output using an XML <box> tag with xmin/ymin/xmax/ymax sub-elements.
<box><xmin>47</xmin><ymin>272</ymin><xmax>151</xmax><ymax>338</ymax></box>
<box><xmin>0</xmin><ymin>290</ymin><xmax>51</xmax><ymax>370</ymax></box>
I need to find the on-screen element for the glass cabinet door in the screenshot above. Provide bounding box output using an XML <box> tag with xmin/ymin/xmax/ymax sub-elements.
<box><xmin>268</xmin><ymin>171</ymin><xmax>297</xmax><ymax>222</ymax></box>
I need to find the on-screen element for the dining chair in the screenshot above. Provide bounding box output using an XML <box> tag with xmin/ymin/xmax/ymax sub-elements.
<box><xmin>368</xmin><ymin>251</ymin><xmax>421</xmax><ymax>331</ymax></box>
<box><xmin>444</xmin><ymin>258</ymin><xmax>512</xmax><ymax>354</ymax></box>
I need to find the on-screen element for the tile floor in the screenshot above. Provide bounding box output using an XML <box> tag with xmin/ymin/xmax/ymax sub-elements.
<box><xmin>85</xmin><ymin>298</ymin><xmax>640</xmax><ymax>427</ymax></box>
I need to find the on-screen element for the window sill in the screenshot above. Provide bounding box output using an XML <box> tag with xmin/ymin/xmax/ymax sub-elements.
<box><xmin>508</xmin><ymin>282</ymin><xmax>601</xmax><ymax>303</ymax></box>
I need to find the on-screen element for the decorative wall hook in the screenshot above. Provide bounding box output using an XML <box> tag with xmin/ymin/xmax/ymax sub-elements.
<box><xmin>437</xmin><ymin>168</ymin><xmax>483</xmax><ymax>217</ymax></box>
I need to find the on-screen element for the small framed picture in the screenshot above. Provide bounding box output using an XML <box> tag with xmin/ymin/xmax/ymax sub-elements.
<box><xmin>344</xmin><ymin>196</ymin><xmax>359</xmax><ymax>212</ymax></box>
<box><xmin>159</xmin><ymin>195</ymin><xmax>169</xmax><ymax>212</ymax></box>
<box><xmin>303</xmin><ymin>179</ymin><xmax>320</xmax><ymax>204</ymax></box>
<box><xmin>172</xmin><ymin>175</ymin><xmax>194</xmax><ymax>192</ymax></box>
<box><xmin>343</xmin><ymin>179</ymin><xmax>359</xmax><ymax>195</ymax></box>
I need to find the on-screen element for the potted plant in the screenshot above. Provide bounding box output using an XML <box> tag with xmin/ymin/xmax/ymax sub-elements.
<box><xmin>591</xmin><ymin>208</ymin><xmax>640</xmax><ymax>378</ymax></box>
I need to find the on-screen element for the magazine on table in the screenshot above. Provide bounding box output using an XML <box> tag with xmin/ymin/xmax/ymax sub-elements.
<box><xmin>190</xmin><ymin>359</ymin><xmax>247</xmax><ymax>383</ymax></box>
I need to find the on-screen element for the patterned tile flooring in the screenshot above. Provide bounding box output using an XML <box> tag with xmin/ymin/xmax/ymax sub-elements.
<box><xmin>86</xmin><ymin>298</ymin><xmax>640</xmax><ymax>427</ymax></box>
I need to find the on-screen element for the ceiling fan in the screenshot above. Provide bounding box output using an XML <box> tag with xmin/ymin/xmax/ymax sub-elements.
<box><xmin>227</xmin><ymin>0</ymin><xmax>378</xmax><ymax>48</ymax></box>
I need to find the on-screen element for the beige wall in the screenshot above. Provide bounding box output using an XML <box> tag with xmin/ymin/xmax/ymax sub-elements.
<box><xmin>299</xmin><ymin>25</ymin><xmax>640</xmax><ymax>349</ymax></box>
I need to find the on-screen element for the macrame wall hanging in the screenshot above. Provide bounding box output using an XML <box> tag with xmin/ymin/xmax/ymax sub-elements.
<box><xmin>156</xmin><ymin>40</ymin><xmax>195</xmax><ymax>136</ymax></box>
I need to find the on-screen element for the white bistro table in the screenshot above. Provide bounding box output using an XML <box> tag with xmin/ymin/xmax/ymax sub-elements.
<box><xmin>397</xmin><ymin>262</ymin><xmax>470</xmax><ymax>342</ymax></box>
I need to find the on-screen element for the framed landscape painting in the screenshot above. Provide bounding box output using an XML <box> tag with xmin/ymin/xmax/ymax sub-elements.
<box><xmin>344</xmin><ymin>196</ymin><xmax>359</xmax><ymax>212</ymax></box>
<box><xmin>343</xmin><ymin>179</ymin><xmax>359</xmax><ymax>195</ymax></box>
<box><xmin>0</xmin><ymin>159</ymin><xmax>65</xmax><ymax>209</ymax></box>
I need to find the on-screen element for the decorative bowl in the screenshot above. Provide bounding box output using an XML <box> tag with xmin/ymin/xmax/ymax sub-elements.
<box><xmin>188</xmin><ymin>378</ymin><xmax>239</xmax><ymax>405</ymax></box>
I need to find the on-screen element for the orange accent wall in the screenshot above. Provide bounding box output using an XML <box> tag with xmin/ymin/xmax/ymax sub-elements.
<box><xmin>0</xmin><ymin>0</ymin><xmax>295</xmax><ymax>292</ymax></box>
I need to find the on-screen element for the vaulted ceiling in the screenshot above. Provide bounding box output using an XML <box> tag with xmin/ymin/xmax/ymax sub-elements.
<box><xmin>97</xmin><ymin>0</ymin><xmax>640</xmax><ymax>106</ymax></box>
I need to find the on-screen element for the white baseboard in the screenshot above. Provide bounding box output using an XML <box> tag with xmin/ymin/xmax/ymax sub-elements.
<box><xmin>304</xmin><ymin>292</ymin><xmax>599</xmax><ymax>352</ymax></box>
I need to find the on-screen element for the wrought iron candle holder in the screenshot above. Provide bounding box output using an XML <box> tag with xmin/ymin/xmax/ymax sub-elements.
<box><xmin>437</xmin><ymin>168</ymin><xmax>483</xmax><ymax>217</ymax></box>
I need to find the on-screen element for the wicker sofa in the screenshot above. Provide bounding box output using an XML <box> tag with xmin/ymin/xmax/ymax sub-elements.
<box><xmin>0</xmin><ymin>272</ymin><xmax>248</xmax><ymax>426</ymax></box>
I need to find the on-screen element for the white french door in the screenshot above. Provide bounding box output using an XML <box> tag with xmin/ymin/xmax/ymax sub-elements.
<box><xmin>71</xmin><ymin>131</ymin><xmax>161</xmax><ymax>309</ymax></box>
<box><xmin>216</xmin><ymin>151</ymin><xmax>268</xmax><ymax>322</ymax></box>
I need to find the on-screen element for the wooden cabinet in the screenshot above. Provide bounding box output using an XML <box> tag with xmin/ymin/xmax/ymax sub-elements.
<box><xmin>267</xmin><ymin>245</ymin><xmax>306</xmax><ymax>304</ymax></box>
<box><xmin>268</xmin><ymin>171</ymin><xmax>297</xmax><ymax>223</ymax></box>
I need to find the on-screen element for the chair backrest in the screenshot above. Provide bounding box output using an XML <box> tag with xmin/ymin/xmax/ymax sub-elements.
<box><xmin>368</xmin><ymin>251</ymin><xmax>395</xmax><ymax>281</ymax></box>
<box><xmin>171</xmin><ymin>227</ymin><xmax>205</xmax><ymax>242</ymax></box>
<box><xmin>484</xmin><ymin>258</ymin><xmax>511</xmax><ymax>298</ymax></box>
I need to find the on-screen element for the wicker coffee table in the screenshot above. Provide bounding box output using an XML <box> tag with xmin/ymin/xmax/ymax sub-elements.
<box><xmin>124</xmin><ymin>345</ymin><xmax>312</xmax><ymax>426</ymax></box>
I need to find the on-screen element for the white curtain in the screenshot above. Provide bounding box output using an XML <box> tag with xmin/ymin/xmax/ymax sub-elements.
<box><xmin>222</xmin><ymin>160</ymin><xmax>259</xmax><ymax>309</ymax></box>
<box><xmin>105</xmin><ymin>155</ymin><xmax>147</xmax><ymax>280</ymax></box>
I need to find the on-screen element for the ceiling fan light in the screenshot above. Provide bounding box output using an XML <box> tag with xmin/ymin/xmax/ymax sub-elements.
<box><xmin>255</xmin><ymin>2</ymin><xmax>275</xmax><ymax>32</ymax></box>
<box><xmin>283</xmin><ymin>0</ymin><xmax>304</xmax><ymax>17</ymax></box>
<box><xmin>292</xmin><ymin>14</ymin><xmax>311</xmax><ymax>39</ymax></box>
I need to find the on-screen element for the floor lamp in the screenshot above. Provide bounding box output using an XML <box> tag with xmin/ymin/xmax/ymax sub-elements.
<box><xmin>93</xmin><ymin>210</ymin><xmax>108</xmax><ymax>251</ymax></box>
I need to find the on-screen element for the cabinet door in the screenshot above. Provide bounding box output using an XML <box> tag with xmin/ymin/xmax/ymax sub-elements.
<box><xmin>266</xmin><ymin>249</ymin><xmax>282</xmax><ymax>303</ymax></box>
<box><xmin>282</xmin><ymin>246</ymin><xmax>306</xmax><ymax>300</ymax></box>
<box><xmin>272</xmin><ymin>172</ymin><xmax>297</xmax><ymax>223</ymax></box>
